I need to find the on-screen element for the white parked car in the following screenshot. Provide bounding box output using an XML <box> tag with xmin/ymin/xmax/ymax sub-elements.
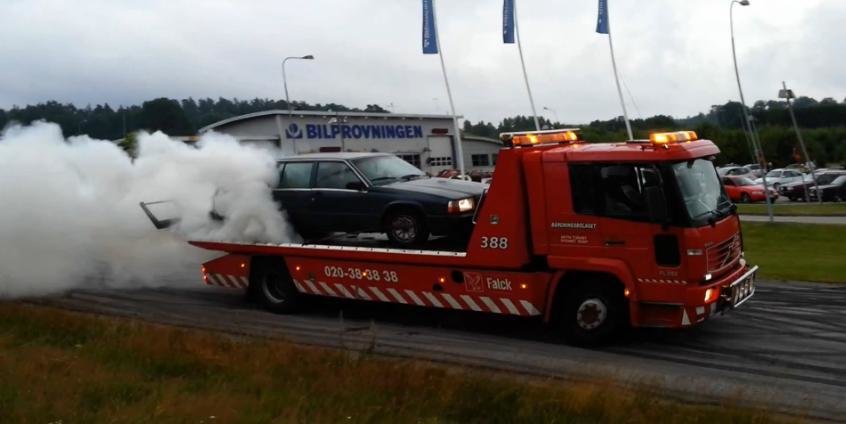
<box><xmin>718</xmin><ymin>165</ymin><xmax>754</xmax><ymax>178</ymax></box>
<box><xmin>754</xmin><ymin>168</ymin><xmax>807</xmax><ymax>189</ymax></box>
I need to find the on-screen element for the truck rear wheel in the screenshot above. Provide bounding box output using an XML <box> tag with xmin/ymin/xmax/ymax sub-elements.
<box><xmin>561</xmin><ymin>282</ymin><xmax>626</xmax><ymax>346</ymax></box>
<box><xmin>252</xmin><ymin>263</ymin><xmax>300</xmax><ymax>313</ymax></box>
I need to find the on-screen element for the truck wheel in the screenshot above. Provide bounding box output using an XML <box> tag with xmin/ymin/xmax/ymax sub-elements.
<box><xmin>385</xmin><ymin>210</ymin><xmax>429</xmax><ymax>246</ymax></box>
<box><xmin>253</xmin><ymin>266</ymin><xmax>300</xmax><ymax>313</ymax></box>
<box><xmin>740</xmin><ymin>193</ymin><xmax>751</xmax><ymax>203</ymax></box>
<box><xmin>561</xmin><ymin>282</ymin><xmax>626</xmax><ymax>346</ymax></box>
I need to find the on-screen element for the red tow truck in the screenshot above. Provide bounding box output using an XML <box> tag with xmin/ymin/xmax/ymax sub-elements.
<box><xmin>191</xmin><ymin>129</ymin><xmax>757</xmax><ymax>345</ymax></box>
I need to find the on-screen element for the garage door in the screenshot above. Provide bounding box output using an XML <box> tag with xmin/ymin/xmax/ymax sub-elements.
<box><xmin>426</xmin><ymin>136</ymin><xmax>454</xmax><ymax>175</ymax></box>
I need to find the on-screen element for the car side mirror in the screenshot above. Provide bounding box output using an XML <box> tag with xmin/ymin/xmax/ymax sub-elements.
<box><xmin>346</xmin><ymin>181</ymin><xmax>367</xmax><ymax>191</ymax></box>
<box><xmin>645</xmin><ymin>186</ymin><xmax>669</xmax><ymax>225</ymax></box>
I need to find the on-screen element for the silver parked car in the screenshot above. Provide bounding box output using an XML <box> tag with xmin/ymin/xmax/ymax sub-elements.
<box><xmin>754</xmin><ymin>168</ymin><xmax>807</xmax><ymax>190</ymax></box>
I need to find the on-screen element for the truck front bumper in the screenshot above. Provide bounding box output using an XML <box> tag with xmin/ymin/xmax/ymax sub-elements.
<box><xmin>636</xmin><ymin>265</ymin><xmax>758</xmax><ymax>328</ymax></box>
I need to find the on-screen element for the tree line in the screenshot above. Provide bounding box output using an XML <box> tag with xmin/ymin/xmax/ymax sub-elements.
<box><xmin>463</xmin><ymin>96</ymin><xmax>846</xmax><ymax>167</ymax></box>
<box><xmin>1</xmin><ymin>96</ymin><xmax>844</xmax><ymax>166</ymax></box>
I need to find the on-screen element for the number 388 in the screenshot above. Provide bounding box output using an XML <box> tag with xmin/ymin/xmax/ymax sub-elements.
<box><xmin>480</xmin><ymin>236</ymin><xmax>508</xmax><ymax>249</ymax></box>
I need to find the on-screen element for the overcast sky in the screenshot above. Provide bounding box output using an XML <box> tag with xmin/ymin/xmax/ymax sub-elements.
<box><xmin>1</xmin><ymin>0</ymin><xmax>843</xmax><ymax>124</ymax></box>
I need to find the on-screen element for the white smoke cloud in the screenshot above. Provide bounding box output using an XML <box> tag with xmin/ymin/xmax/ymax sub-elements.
<box><xmin>0</xmin><ymin>121</ymin><xmax>297</xmax><ymax>298</ymax></box>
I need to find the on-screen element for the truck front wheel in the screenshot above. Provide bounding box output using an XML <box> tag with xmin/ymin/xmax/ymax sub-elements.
<box><xmin>561</xmin><ymin>282</ymin><xmax>626</xmax><ymax>346</ymax></box>
<box><xmin>253</xmin><ymin>266</ymin><xmax>300</xmax><ymax>313</ymax></box>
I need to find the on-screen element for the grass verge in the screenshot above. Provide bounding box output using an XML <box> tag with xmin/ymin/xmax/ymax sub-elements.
<box><xmin>743</xmin><ymin>222</ymin><xmax>846</xmax><ymax>283</ymax></box>
<box><xmin>0</xmin><ymin>303</ymin><xmax>776</xmax><ymax>423</ymax></box>
<box><xmin>737</xmin><ymin>203</ymin><xmax>846</xmax><ymax>216</ymax></box>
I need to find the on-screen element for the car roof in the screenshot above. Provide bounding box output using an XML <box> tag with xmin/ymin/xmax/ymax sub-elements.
<box><xmin>277</xmin><ymin>152</ymin><xmax>390</xmax><ymax>161</ymax></box>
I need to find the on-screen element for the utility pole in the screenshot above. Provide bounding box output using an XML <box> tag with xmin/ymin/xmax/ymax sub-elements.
<box><xmin>780</xmin><ymin>81</ymin><xmax>820</xmax><ymax>203</ymax></box>
<box><xmin>730</xmin><ymin>0</ymin><xmax>773</xmax><ymax>222</ymax></box>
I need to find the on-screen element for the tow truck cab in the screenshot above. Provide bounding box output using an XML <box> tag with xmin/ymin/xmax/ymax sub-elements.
<box><xmin>484</xmin><ymin>130</ymin><xmax>754</xmax><ymax>329</ymax></box>
<box><xmin>192</xmin><ymin>129</ymin><xmax>756</xmax><ymax>345</ymax></box>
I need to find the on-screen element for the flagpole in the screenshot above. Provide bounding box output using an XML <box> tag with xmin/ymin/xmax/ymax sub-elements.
<box><xmin>514</xmin><ymin>1</ymin><xmax>541</xmax><ymax>131</ymax></box>
<box><xmin>606</xmin><ymin>16</ymin><xmax>633</xmax><ymax>140</ymax></box>
<box><xmin>431</xmin><ymin>0</ymin><xmax>466</xmax><ymax>176</ymax></box>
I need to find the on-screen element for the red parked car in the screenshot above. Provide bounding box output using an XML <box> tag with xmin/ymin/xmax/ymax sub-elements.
<box><xmin>722</xmin><ymin>176</ymin><xmax>777</xmax><ymax>203</ymax></box>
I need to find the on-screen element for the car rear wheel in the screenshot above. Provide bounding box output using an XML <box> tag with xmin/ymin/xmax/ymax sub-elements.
<box><xmin>740</xmin><ymin>193</ymin><xmax>751</xmax><ymax>203</ymax></box>
<box><xmin>385</xmin><ymin>210</ymin><xmax>429</xmax><ymax>246</ymax></box>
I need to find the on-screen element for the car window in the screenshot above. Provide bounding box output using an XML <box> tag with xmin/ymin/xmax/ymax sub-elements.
<box><xmin>768</xmin><ymin>171</ymin><xmax>783</xmax><ymax>178</ymax></box>
<box><xmin>315</xmin><ymin>161</ymin><xmax>361</xmax><ymax>190</ymax></box>
<box><xmin>278</xmin><ymin>162</ymin><xmax>313</xmax><ymax>189</ymax></box>
<box><xmin>722</xmin><ymin>178</ymin><xmax>734</xmax><ymax>186</ymax></box>
<box><xmin>570</xmin><ymin>164</ymin><xmax>656</xmax><ymax>221</ymax></box>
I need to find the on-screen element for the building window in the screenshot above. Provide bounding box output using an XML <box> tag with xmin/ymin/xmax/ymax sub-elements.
<box><xmin>491</xmin><ymin>154</ymin><xmax>498</xmax><ymax>165</ymax></box>
<box><xmin>428</xmin><ymin>157</ymin><xmax>453</xmax><ymax>167</ymax></box>
<box><xmin>471</xmin><ymin>154</ymin><xmax>490</xmax><ymax>167</ymax></box>
<box><xmin>397</xmin><ymin>153</ymin><xmax>421</xmax><ymax>168</ymax></box>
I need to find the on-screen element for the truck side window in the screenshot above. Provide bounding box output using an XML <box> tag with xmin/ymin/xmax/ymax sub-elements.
<box><xmin>315</xmin><ymin>161</ymin><xmax>361</xmax><ymax>190</ymax></box>
<box><xmin>569</xmin><ymin>164</ymin><xmax>598</xmax><ymax>214</ymax></box>
<box><xmin>570</xmin><ymin>164</ymin><xmax>651</xmax><ymax>221</ymax></box>
<box><xmin>279</xmin><ymin>162</ymin><xmax>313</xmax><ymax>189</ymax></box>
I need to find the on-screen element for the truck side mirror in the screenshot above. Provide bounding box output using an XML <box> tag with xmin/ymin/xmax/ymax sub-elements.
<box><xmin>346</xmin><ymin>181</ymin><xmax>367</xmax><ymax>191</ymax></box>
<box><xmin>645</xmin><ymin>186</ymin><xmax>669</xmax><ymax>224</ymax></box>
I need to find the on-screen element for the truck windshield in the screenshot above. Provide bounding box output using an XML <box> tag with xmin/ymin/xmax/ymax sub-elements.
<box><xmin>672</xmin><ymin>159</ymin><xmax>732</xmax><ymax>223</ymax></box>
<box><xmin>353</xmin><ymin>155</ymin><xmax>426</xmax><ymax>185</ymax></box>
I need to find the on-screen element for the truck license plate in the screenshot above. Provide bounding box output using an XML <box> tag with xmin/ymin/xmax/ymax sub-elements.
<box><xmin>730</xmin><ymin>274</ymin><xmax>755</xmax><ymax>307</ymax></box>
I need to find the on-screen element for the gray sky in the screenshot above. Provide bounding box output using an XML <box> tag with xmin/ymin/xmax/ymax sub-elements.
<box><xmin>1</xmin><ymin>0</ymin><xmax>843</xmax><ymax>124</ymax></box>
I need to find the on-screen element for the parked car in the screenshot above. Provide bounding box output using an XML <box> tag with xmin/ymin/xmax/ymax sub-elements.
<box><xmin>274</xmin><ymin>152</ymin><xmax>485</xmax><ymax>245</ymax></box>
<box><xmin>779</xmin><ymin>171</ymin><xmax>846</xmax><ymax>201</ymax></box>
<box><xmin>753</xmin><ymin>168</ymin><xmax>807</xmax><ymax>190</ymax></box>
<box><xmin>722</xmin><ymin>176</ymin><xmax>777</xmax><ymax>203</ymax></box>
<box><xmin>743</xmin><ymin>163</ymin><xmax>764</xmax><ymax>178</ymax></box>
<box><xmin>809</xmin><ymin>174</ymin><xmax>846</xmax><ymax>202</ymax></box>
<box><xmin>718</xmin><ymin>165</ymin><xmax>754</xmax><ymax>178</ymax></box>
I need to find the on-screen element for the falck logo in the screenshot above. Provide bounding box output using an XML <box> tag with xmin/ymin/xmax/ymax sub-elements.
<box><xmin>285</xmin><ymin>123</ymin><xmax>303</xmax><ymax>139</ymax></box>
<box><xmin>464</xmin><ymin>272</ymin><xmax>483</xmax><ymax>293</ymax></box>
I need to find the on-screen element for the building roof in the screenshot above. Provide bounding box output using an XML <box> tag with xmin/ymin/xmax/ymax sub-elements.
<box><xmin>278</xmin><ymin>152</ymin><xmax>388</xmax><ymax>161</ymax></box>
<box><xmin>199</xmin><ymin>109</ymin><xmax>461</xmax><ymax>133</ymax></box>
<box><xmin>461</xmin><ymin>133</ymin><xmax>503</xmax><ymax>146</ymax></box>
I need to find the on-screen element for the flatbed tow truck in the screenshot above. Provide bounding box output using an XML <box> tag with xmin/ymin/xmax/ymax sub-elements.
<box><xmin>187</xmin><ymin>129</ymin><xmax>756</xmax><ymax>345</ymax></box>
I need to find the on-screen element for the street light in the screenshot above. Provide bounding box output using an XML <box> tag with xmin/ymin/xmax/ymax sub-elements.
<box><xmin>780</xmin><ymin>82</ymin><xmax>820</xmax><ymax>203</ymax></box>
<box><xmin>729</xmin><ymin>0</ymin><xmax>773</xmax><ymax>222</ymax></box>
<box><xmin>543</xmin><ymin>106</ymin><xmax>560</xmax><ymax>125</ymax></box>
<box><xmin>282</xmin><ymin>55</ymin><xmax>315</xmax><ymax>113</ymax></box>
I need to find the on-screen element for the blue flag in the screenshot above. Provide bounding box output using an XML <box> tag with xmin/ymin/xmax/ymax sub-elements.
<box><xmin>596</xmin><ymin>0</ymin><xmax>609</xmax><ymax>34</ymax></box>
<box><xmin>503</xmin><ymin>0</ymin><xmax>515</xmax><ymax>43</ymax></box>
<box><xmin>422</xmin><ymin>0</ymin><xmax>438</xmax><ymax>54</ymax></box>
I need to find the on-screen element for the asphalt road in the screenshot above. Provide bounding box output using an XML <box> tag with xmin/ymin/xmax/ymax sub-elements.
<box><xmin>34</xmin><ymin>280</ymin><xmax>846</xmax><ymax>422</ymax></box>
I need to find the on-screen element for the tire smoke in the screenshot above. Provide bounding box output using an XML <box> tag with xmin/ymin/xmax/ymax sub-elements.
<box><xmin>0</xmin><ymin>121</ymin><xmax>297</xmax><ymax>298</ymax></box>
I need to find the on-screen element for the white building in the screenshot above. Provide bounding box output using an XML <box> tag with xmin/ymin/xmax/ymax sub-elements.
<box><xmin>199</xmin><ymin>110</ymin><xmax>502</xmax><ymax>175</ymax></box>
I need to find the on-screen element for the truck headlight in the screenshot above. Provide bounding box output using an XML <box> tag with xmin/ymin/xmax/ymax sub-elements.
<box><xmin>448</xmin><ymin>197</ymin><xmax>475</xmax><ymax>214</ymax></box>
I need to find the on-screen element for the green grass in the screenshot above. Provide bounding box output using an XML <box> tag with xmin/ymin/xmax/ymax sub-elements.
<box><xmin>743</xmin><ymin>222</ymin><xmax>846</xmax><ymax>283</ymax></box>
<box><xmin>737</xmin><ymin>203</ymin><xmax>846</xmax><ymax>216</ymax></box>
<box><xmin>0</xmin><ymin>304</ymin><xmax>778</xmax><ymax>424</ymax></box>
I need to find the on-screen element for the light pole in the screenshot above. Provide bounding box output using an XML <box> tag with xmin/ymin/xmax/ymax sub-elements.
<box><xmin>543</xmin><ymin>106</ymin><xmax>560</xmax><ymax>126</ymax></box>
<box><xmin>730</xmin><ymin>0</ymin><xmax>773</xmax><ymax>222</ymax></box>
<box><xmin>780</xmin><ymin>82</ymin><xmax>820</xmax><ymax>203</ymax></box>
<box><xmin>282</xmin><ymin>55</ymin><xmax>314</xmax><ymax>113</ymax></box>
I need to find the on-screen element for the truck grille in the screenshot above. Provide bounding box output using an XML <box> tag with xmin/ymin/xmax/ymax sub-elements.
<box><xmin>706</xmin><ymin>234</ymin><xmax>741</xmax><ymax>274</ymax></box>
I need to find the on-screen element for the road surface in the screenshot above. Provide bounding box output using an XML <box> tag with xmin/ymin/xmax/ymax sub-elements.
<box><xmin>33</xmin><ymin>280</ymin><xmax>846</xmax><ymax>422</ymax></box>
<box><xmin>740</xmin><ymin>215</ymin><xmax>846</xmax><ymax>225</ymax></box>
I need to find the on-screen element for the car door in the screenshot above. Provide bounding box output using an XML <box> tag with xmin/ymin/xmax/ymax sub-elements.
<box><xmin>722</xmin><ymin>178</ymin><xmax>739</xmax><ymax>201</ymax></box>
<box><xmin>310</xmin><ymin>161</ymin><xmax>373</xmax><ymax>232</ymax></box>
<box><xmin>273</xmin><ymin>161</ymin><xmax>315</xmax><ymax>232</ymax></box>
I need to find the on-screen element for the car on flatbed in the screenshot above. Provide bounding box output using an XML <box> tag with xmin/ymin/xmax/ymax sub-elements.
<box><xmin>274</xmin><ymin>152</ymin><xmax>484</xmax><ymax>245</ymax></box>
